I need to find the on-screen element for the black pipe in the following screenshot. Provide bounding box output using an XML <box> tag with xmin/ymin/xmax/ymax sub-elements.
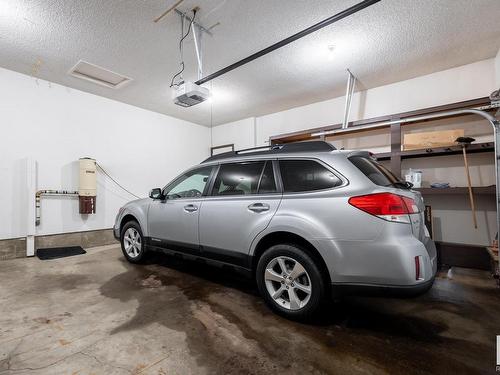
<box><xmin>195</xmin><ymin>0</ymin><xmax>381</xmax><ymax>85</ymax></box>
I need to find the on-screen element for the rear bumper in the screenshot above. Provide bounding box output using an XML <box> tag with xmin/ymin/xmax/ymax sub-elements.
<box><xmin>331</xmin><ymin>276</ymin><xmax>435</xmax><ymax>298</ymax></box>
<box><xmin>314</xmin><ymin>222</ymin><xmax>438</xmax><ymax>289</ymax></box>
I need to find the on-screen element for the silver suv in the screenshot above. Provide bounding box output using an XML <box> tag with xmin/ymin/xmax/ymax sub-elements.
<box><xmin>114</xmin><ymin>141</ymin><xmax>437</xmax><ymax>319</ymax></box>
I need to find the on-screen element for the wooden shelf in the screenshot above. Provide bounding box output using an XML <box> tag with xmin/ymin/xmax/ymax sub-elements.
<box><xmin>376</xmin><ymin>142</ymin><xmax>494</xmax><ymax>161</ymax></box>
<box><xmin>415</xmin><ymin>186</ymin><xmax>496</xmax><ymax>195</ymax></box>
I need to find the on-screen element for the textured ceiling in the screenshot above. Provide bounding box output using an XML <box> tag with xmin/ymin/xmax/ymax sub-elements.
<box><xmin>1</xmin><ymin>0</ymin><xmax>500</xmax><ymax>126</ymax></box>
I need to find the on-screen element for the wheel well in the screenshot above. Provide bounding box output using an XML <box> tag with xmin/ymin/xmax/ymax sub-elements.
<box><xmin>252</xmin><ymin>231</ymin><xmax>331</xmax><ymax>284</ymax></box>
<box><xmin>120</xmin><ymin>214</ymin><xmax>138</xmax><ymax>234</ymax></box>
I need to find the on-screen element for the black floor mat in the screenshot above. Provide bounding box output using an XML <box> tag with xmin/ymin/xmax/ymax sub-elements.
<box><xmin>36</xmin><ymin>246</ymin><xmax>86</xmax><ymax>260</ymax></box>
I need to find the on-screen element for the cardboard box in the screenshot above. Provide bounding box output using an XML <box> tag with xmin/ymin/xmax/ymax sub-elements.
<box><xmin>403</xmin><ymin>129</ymin><xmax>464</xmax><ymax>150</ymax></box>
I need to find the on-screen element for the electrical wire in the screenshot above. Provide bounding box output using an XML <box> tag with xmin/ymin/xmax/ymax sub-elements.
<box><xmin>170</xmin><ymin>9</ymin><xmax>197</xmax><ymax>88</ymax></box>
<box><xmin>96</xmin><ymin>163</ymin><xmax>141</xmax><ymax>199</ymax></box>
<box><xmin>170</xmin><ymin>11</ymin><xmax>195</xmax><ymax>87</ymax></box>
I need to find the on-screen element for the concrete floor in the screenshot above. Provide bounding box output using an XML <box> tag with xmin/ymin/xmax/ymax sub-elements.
<box><xmin>0</xmin><ymin>245</ymin><xmax>498</xmax><ymax>375</ymax></box>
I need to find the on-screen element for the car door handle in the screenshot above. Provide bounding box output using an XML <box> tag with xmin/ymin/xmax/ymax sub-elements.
<box><xmin>248</xmin><ymin>203</ymin><xmax>270</xmax><ymax>213</ymax></box>
<box><xmin>183</xmin><ymin>204</ymin><xmax>198</xmax><ymax>213</ymax></box>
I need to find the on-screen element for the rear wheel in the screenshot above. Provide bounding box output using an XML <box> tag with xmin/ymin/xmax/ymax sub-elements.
<box><xmin>120</xmin><ymin>221</ymin><xmax>147</xmax><ymax>263</ymax></box>
<box><xmin>256</xmin><ymin>244</ymin><xmax>326</xmax><ymax>319</ymax></box>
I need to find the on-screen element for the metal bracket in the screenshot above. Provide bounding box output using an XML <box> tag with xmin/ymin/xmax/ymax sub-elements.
<box><xmin>342</xmin><ymin>69</ymin><xmax>356</xmax><ymax>129</ymax></box>
<box><xmin>174</xmin><ymin>9</ymin><xmax>212</xmax><ymax>36</ymax></box>
<box><xmin>192</xmin><ymin>22</ymin><xmax>203</xmax><ymax>80</ymax></box>
<box><xmin>175</xmin><ymin>9</ymin><xmax>211</xmax><ymax>82</ymax></box>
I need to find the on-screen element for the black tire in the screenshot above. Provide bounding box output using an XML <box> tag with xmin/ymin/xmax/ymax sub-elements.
<box><xmin>120</xmin><ymin>220</ymin><xmax>148</xmax><ymax>264</ymax></box>
<box><xmin>256</xmin><ymin>244</ymin><xmax>326</xmax><ymax>320</ymax></box>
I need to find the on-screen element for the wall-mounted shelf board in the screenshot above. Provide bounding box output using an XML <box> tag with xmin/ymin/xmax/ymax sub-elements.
<box><xmin>415</xmin><ymin>186</ymin><xmax>495</xmax><ymax>195</ymax></box>
<box><xmin>375</xmin><ymin>142</ymin><xmax>494</xmax><ymax>161</ymax></box>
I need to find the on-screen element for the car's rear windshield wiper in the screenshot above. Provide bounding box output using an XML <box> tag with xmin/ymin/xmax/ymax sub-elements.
<box><xmin>386</xmin><ymin>181</ymin><xmax>413</xmax><ymax>189</ymax></box>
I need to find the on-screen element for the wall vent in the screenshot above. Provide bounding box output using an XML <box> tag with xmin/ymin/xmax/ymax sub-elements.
<box><xmin>68</xmin><ymin>60</ymin><xmax>132</xmax><ymax>89</ymax></box>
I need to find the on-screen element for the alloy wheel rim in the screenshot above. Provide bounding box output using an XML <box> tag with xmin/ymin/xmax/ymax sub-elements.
<box><xmin>264</xmin><ymin>256</ymin><xmax>312</xmax><ymax>310</ymax></box>
<box><xmin>123</xmin><ymin>228</ymin><xmax>141</xmax><ymax>258</ymax></box>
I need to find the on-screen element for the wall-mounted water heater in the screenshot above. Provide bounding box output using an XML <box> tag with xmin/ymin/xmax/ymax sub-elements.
<box><xmin>79</xmin><ymin>158</ymin><xmax>97</xmax><ymax>214</ymax></box>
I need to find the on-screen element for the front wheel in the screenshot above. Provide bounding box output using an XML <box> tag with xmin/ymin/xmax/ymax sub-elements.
<box><xmin>120</xmin><ymin>221</ymin><xmax>147</xmax><ymax>263</ymax></box>
<box><xmin>256</xmin><ymin>244</ymin><xmax>326</xmax><ymax>320</ymax></box>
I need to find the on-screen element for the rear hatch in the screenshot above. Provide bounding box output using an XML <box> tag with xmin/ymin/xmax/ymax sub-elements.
<box><xmin>348</xmin><ymin>152</ymin><xmax>426</xmax><ymax>241</ymax></box>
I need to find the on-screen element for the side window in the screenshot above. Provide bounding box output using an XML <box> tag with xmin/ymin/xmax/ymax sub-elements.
<box><xmin>258</xmin><ymin>161</ymin><xmax>277</xmax><ymax>194</ymax></box>
<box><xmin>212</xmin><ymin>161</ymin><xmax>265</xmax><ymax>196</ymax></box>
<box><xmin>164</xmin><ymin>166</ymin><xmax>213</xmax><ymax>199</ymax></box>
<box><xmin>279</xmin><ymin>159</ymin><xmax>342</xmax><ymax>193</ymax></box>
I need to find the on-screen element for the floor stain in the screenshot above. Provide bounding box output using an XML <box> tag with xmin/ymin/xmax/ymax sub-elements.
<box><xmin>97</xmin><ymin>252</ymin><xmax>499</xmax><ymax>375</ymax></box>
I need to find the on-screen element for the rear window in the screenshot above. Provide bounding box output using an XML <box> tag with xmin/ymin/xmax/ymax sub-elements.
<box><xmin>349</xmin><ymin>155</ymin><xmax>401</xmax><ymax>187</ymax></box>
<box><xmin>279</xmin><ymin>159</ymin><xmax>342</xmax><ymax>193</ymax></box>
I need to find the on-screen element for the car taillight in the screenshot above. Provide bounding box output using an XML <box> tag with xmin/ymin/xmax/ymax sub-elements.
<box><xmin>401</xmin><ymin>196</ymin><xmax>419</xmax><ymax>214</ymax></box>
<box><xmin>348</xmin><ymin>193</ymin><xmax>419</xmax><ymax>223</ymax></box>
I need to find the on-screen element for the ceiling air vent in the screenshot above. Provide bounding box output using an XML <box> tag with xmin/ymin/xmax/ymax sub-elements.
<box><xmin>68</xmin><ymin>60</ymin><xmax>132</xmax><ymax>89</ymax></box>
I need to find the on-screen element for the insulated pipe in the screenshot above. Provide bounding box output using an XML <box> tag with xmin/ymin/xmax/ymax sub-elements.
<box><xmin>194</xmin><ymin>0</ymin><xmax>381</xmax><ymax>85</ymax></box>
<box><xmin>35</xmin><ymin>190</ymin><xmax>79</xmax><ymax>226</ymax></box>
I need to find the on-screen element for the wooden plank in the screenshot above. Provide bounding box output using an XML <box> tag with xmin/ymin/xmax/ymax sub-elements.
<box><xmin>403</xmin><ymin>129</ymin><xmax>464</xmax><ymax>150</ymax></box>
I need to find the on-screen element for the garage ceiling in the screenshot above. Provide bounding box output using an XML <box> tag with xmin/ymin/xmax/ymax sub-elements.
<box><xmin>1</xmin><ymin>0</ymin><xmax>500</xmax><ymax>126</ymax></box>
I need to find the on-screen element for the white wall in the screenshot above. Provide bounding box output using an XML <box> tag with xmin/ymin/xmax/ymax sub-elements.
<box><xmin>0</xmin><ymin>67</ymin><xmax>210</xmax><ymax>240</ymax></box>
<box><xmin>212</xmin><ymin>59</ymin><xmax>498</xmax><ymax>246</ymax></box>
<box><xmin>211</xmin><ymin>117</ymin><xmax>256</xmax><ymax>151</ymax></box>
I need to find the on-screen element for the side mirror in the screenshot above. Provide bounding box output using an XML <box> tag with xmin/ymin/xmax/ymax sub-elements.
<box><xmin>149</xmin><ymin>188</ymin><xmax>164</xmax><ymax>200</ymax></box>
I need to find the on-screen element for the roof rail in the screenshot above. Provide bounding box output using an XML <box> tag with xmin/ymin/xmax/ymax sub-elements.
<box><xmin>203</xmin><ymin>141</ymin><xmax>336</xmax><ymax>163</ymax></box>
